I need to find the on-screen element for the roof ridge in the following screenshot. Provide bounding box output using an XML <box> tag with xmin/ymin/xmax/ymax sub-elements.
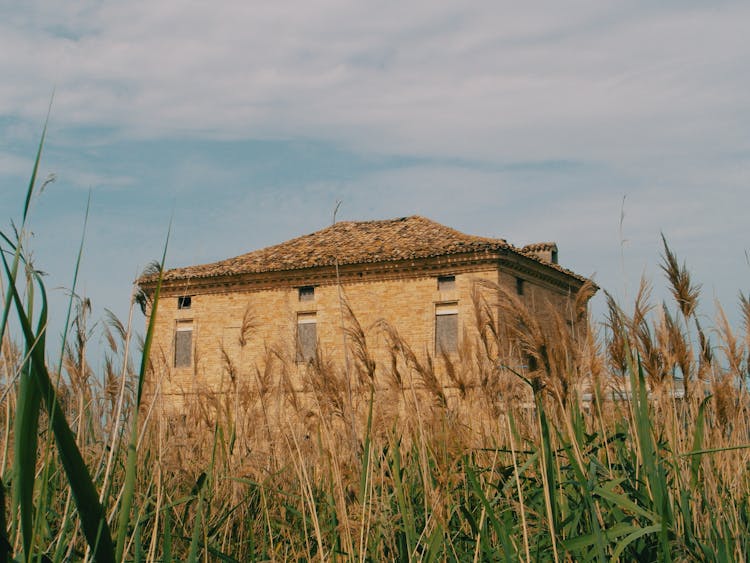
<box><xmin>401</xmin><ymin>215</ymin><xmax>506</xmax><ymax>244</ymax></box>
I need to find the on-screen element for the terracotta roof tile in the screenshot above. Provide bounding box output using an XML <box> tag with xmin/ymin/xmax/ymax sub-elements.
<box><xmin>141</xmin><ymin>216</ymin><xmax>588</xmax><ymax>284</ymax></box>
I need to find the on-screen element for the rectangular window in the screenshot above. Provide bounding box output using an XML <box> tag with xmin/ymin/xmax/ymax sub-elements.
<box><xmin>437</xmin><ymin>275</ymin><xmax>456</xmax><ymax>291</ymax></box>
<box><xmin>435</xmin><ymin>303</ymin><xmax>458</xmax><ymax>354</ymax></box>
<box><xmin>178</xmin><ymin>296</ymin><xmax>192</xmax><ymax>309</ymax></box>
<box><xmin>174</xmin><ymin>321</ymin><xmax>193</xmax><ymax>368</ymax></box>
<box><xmin>298</xmin><ymin>286</ymin><xmax>315</xmax><ymax>302</ymax></box>
<box><xmin>296</xmin><ymin>312</ymin><xmax>317</xmax><ymax>362</ymax></box>
<box><xmin>516</xmin><ymin>278</ymin><xmax>525</xmax><ymax>296</ymax></box>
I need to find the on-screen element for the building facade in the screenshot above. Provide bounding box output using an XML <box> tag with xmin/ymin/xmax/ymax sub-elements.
<box><xmin>138</xmin><ymin>216</ymin><xmax>592</xmax><ymax>406</ymax></box>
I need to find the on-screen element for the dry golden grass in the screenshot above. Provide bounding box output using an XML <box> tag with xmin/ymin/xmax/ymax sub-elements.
<box><xmin>3</xmin><ymin>231</ymin><xmax>750</xmax><ymax>561</ymax></box>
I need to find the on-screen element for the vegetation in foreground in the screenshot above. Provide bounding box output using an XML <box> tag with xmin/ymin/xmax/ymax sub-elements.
<box><xmin>1</xmin><ymin>130</ymin><xmax>750</xmax><ymax>562</ymax></box>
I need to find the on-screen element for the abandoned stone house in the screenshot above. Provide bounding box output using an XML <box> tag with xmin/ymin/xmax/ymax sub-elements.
<box><xmin>137</xmin><ymin>216</ymin><xmax>593</xmax><ymax>405</ymax></box>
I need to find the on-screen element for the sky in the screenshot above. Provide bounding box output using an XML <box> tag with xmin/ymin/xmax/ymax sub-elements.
<box><xmin>1</xmin><ymin>1</ymin><xmax>748</xmax><ymax>365</ymax></box>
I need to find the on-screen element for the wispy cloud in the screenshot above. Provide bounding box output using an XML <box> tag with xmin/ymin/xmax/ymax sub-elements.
<box><xmin>3</xmin><ymin>2</ymin><xmax>748</xmax><ymax>159</ymax></box>
<box><xmin>0</xmin><ymin>151</ymin><xmax>30</xmax><ymax>177</ymax></box>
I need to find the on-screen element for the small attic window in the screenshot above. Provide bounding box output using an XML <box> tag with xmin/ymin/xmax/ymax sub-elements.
<box><xmin>437</xmin><ymin>275</ymin><xmax>456</xmax><ymax>291</ymax></box>
<box><xmin>516</xmin><ymin>278</ymin><xmax>525</xmax><ymax>296</ymax></box>
<box><xmin>551</xmin><ymin>249</ymin><xmax>559</xmax><ymax>264</ymax></box>
<box><xmin>298</xmin><ymin>286</ymin><xmax>315</xmax><ymax>302</ymax></box>
<box><xmin>178</xmin><ymin>296</ymin><xmax>192</xmax><ymax>309</ymax></box>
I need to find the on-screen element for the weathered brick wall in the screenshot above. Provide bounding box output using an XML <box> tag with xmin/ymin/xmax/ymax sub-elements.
<box><xmin>500</xmin><ymin>269</ymin><xmax>576</xmax><ymax>325</ymax></box>
<box><xmin>146</xmin><ymin>264</ymin><xmax>577</xmax><ymax>407</ymax></box>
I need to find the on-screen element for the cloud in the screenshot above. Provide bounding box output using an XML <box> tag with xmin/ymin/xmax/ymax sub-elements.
<box><xmin>1</xmin><ymin>1</ymin><xmax>748</xmax><ymax>161</ymax></box>
<box><xmin>0</xmin><ymin>151</ymin><xmax>31</xmax><ymax>177</ymax></box>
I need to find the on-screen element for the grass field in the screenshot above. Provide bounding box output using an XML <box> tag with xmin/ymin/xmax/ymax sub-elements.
<box><xmin>1</xmin><ymin>132</ymin><xmax>750</xmax><ymax>562</ymax></box>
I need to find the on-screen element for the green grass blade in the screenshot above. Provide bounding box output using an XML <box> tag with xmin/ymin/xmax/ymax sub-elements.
<box><xmin>54</xmin><ymin>192</ymin><xmax>90</xmax><ymax>376</ymax></box>
<box><xmin>0</xmin><ymin>476</ymin><xmax>10</xmax><ymax>562</ymax></box>
<box><xmin>557</xmin><ymin>434</ymin><xmax>607</xmax><ymax>561</ymax></box>
<box><xmin>631</xmin><ymin>356</ymin><xmax>655</xmax><ymax>477</ymax></box>
<box><xmin>631</xmin><ymin>358</ymin><xmax>673</xmax><ymax>560</ymax></box>
<box><xmin>187</xmin><ymin>473</ymin><xmax>207</xmax><ymax>563</ymax></box>
<box><xmin>2</xmin><ymin>107</ymin><xmax>53</xmax><ymax>563</ymax></box>
<box><xmin>423</xmin><ymin>524</ymin><xmax>443</xmax><ymax>563</ymax></box>
<box><xmin>464</xmin><ymin>461</ymin><xmax>514</xmax><ymax>562</ymax></box>
<box><xmin>564</xmin><ymin>522</ymin><xmax>641</xmax><ymax>551</ymax></box>
<box><xmin>690</xmin><ymin>394</ymin><xmax>711</xmax><ymax>489</ymax></box>
<box><xmin>536</xmin><ymin>394</ymin><xmax>560</xmax><ymax>559</ymax></box>
<box><xmin>594</xmin><ymin>485</ymin><xmax>660</xmax><ymax>525</ymax></box>
<box><xmin>390</xmin><ymin>442</ymin><xmax>417</xmax><ymax>559</ymax></box>
<box><xmin>115</xmin><ymin>225</ymin><xmax>170</xmax><ymax>562</ymax></box>
<box><xmin>0</xmin><ymin>231</ymin><xmax>27</xmax><ymax>375</ymax></box>
<box><xmin>14</xmin><ymin>284</ymin><xmax>40</xmax><ymax>563</ymax></box>
<box><xmin>136</xmin><ymin>224</ymin><xmax>171</xmax><ymax>405</ymax></box>
<box><xmin>611</xmin><ymin>524</ymin><xmax>661</xmax><ymax>560</ymax></box>
<box><xmin>22</xmin><ymin>95</ymin><xmax>52</xmax><ymax>224</ymax></box>
<box><xmin>359</xmin><ymin>386</ymin><xmax>374</xmax><ymax>504</ymax></box>
<box><xmin>36</xmin><ymin>192</ymin><xmax>91</xmax><ymax>563</ymax></box>
<box><xmin>1</xmin><ymin>253</ymin><xmax>115</xmax><ymax>562</ymax></box>
<box><xmin>162</xmin><ymin>507</ymin><xmax>172</xmax><ymax>563</ymax></box>
<box><xmin>133</xmin><ymin>522</ymin><xmax>143</xmax><ymax>563</ymax></box>
<box><xmin>187</xmin><ymin>505</ymin><xmax>202</xmax><ymax>563</ymax></box>
<box><xmin>681</xmin><ymin>444</ymin><xmax>750</xmax><ymax>456</ymax></box>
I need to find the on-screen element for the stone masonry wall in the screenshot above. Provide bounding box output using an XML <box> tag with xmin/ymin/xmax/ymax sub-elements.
<box><xmin>146</xmin><ymin>265</ymin><xmax>577</xmax><ymax>409</ymax></box>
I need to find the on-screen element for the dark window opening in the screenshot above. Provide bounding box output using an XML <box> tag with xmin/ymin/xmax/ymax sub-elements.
<box><xmin>298</xmin><ymin>286</ymin><xmax>315</xmax><ymax>302</ymax></box>
<box><xmin>527</xmin><ymin>354</ymin><xmax>539</xmax><ymax>372</ymax></box>
<box><xmin>435</xmin><ymin>303</ymin><xmax>458</xmax><ymax>354</ymax></box>
<box><xmin>516</xmin><ymin>278</ymin><xmax>525</xmax><ymax>296</ymax></box>
<box><xmin>174</xmin><ymin>323</ymin><xmax>193</xmax><ymax>368</ymax></box>
<box><xmin>437</xmin><ymin>275</ymin><xmax>456</xmax><ymax>291</ymax></box>
<box><xmin>178</xmin><ymin>296</ymin><xmax>192</xmax><ymax>309</ymax></box>
<box><xmin>551</xmin><ymin>250</ymin><xmax>559</xmax><ymax>264</ymax></box>
<box><xmin>296</xmin><ymin>313</ymin><xmax>317</xmax><ymax>362</ymax></box>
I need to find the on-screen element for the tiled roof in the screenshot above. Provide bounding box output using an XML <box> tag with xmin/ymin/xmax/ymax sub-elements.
<box><xmin>141</xmin><ymin>216</ymin><xmax>587</xmax><ymax>283</ymax></box>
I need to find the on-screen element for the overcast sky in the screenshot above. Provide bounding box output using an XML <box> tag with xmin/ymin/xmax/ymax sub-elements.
<box><xmin>1</xmin><ymin>1</ymin><xmax>748</xmax><ymax>362</ymax></box>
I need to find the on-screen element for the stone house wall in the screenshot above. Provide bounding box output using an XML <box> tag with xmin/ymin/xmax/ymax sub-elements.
<box><xmin>147</xmin><ymin>262</ymin><xmax>577</xmax><ymax>409</ymax></box>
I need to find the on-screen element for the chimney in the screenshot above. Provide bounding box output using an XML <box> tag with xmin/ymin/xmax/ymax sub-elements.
<box><xmin>521</xmin><ymin>242</ymin><xmax>558</xmax><ymax>264</ymax></box>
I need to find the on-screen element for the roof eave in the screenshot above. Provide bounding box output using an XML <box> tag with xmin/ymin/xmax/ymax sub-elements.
<box><xmin>138</xmin><ymin>247</ymin><xmax>594</xmax><ymax>297</ymax></box>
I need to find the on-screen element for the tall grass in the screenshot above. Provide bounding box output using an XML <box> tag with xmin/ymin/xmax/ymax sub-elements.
<box><xmin>1</xmin><ymin>133</ymin><xmax>750</xmax><ymax>561</ymax></box>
